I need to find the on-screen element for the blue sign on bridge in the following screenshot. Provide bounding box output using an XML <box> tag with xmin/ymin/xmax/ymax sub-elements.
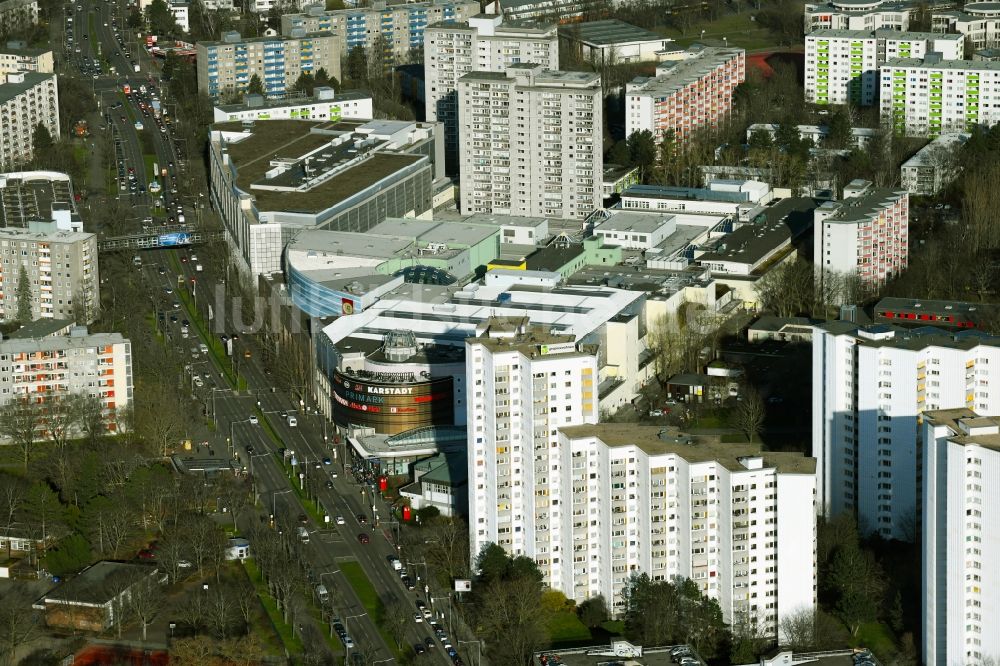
<box><xmin>159</xmin><ymin>232</ymin><xmax>192</xmax><ymax>247</ymax></box>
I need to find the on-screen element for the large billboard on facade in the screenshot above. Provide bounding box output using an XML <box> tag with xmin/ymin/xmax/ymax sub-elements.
<box><xmin>331</xmin><ymin>371</ymin><xmax>454</xmax><ymax>435</ymax></box>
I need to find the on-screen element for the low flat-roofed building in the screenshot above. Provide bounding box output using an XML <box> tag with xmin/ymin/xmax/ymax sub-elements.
<box><xmin>399</xmin><ymin>450</ymin><xmax>468</xmax><ymax>516</ymax></box>
<box><xmin>523</xmin><ymin>237</ymin><xmax>621</xmax><ymax>276</ymax></box>
<box><xmin>284</xmin><ymin>219</ymin><xmax>500</xmax><ymax>316</ymax></box>
<box><xmin>0</xmin><ymin>171</ymin><xmax>85</xmax><ymax>231</ymax></box>
<box><xmin>874</xmin><ymin>296</ymin><xmax>1000</xmax><ymax>330</ymax></box>
<box><xmin>38</xmin><ymin>561</ymin><xmax>159</xmax><ymax>632</ymax></box>
<box><xmin>620</xmin><ymin>179</ymin><xmax>773</xmax><ymax>220</ymax></box>
<box><xmin>559</xmin><ymin>19</ymin><xmax>678</xmax><ymax>64</ymax></box>
<box><xmin>747</xmin><ymin>122</ymin><xmax>878</xmax><ymax>149</ymax></box>
<box><xmin>487</xmin><ymin>0</ymin><xmax>605</xmax><ymax>21</ymax></box>
<box><xmin>212</xmin><ymin>89</ymin><xmax>373</xmax><ymax>123</ymax></box>
<box><xmin>748</xmin><ymin>315</ymin><xmax>822</xmax><ymax>343</ymax></box>
<box><xmin>346</xmin><ymin>425</ymin><xmax>468</xmax><ymax>475</ymax></box>
<box><xmin>899</xmin><ymin>132</ymin><xmax>968</xmax><ymax>195</ymax></box>
<box><xmin>696</xmin><ymin>197</ymin><xmax>817</xmax><ymax>276</ymax></box>
<box><xmin>209</xmin><ymin>118</ymin><xmax>446</xmax><ymax>277</ymax></box>
<box><xmin>602</xmin><ymin>163</ymin><xmax>640</xmax><ymax>198</ymax></box>
<box><xmin>7</xmin><ymin>318</ymin><xmax>74</xmax><ymax>338</ymax></box>
<box><xmin>593</xmin><ymin>210</ymin><xmax>676</xmax><ymax>250</ymax></box>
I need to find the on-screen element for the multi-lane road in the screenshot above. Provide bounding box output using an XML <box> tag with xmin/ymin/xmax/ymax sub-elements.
<box><xmin>72</xmin><ymin>1</ymin><xmax>467</xmax><ymax>662</ymax></box>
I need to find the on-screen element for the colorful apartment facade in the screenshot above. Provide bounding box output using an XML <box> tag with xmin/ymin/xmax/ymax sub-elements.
<box><xmin>625</xmin><ymin>46</ymin><xmax>745</xmax><ymax>145</ymax></box>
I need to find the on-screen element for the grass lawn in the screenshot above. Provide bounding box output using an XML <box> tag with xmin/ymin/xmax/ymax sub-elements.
<box><xmin>654</xmin><ymin>11</ymin><xmax>777</xmax><ymax>51</ymax></box>
<box><xmin>340</xmin><ymin>560</ymin><xmax>409</xmax><ymax>661</ymax></box>
<box><xmin>601</xmin><ymin>620</ymin><xmax>625</xmax><ymax>635</ymax></box>
<box><xmin>143</xmin><ymin>153</ymin><xmax>157</xmax><ymax>184</ymax></box>
<box><xmin>243</xmin><ymin>558</ymin><xmax>303</xmax><ymax>656</ymax></box>
<box><xmin>547</xmin><ymin>611</ymin><xmax>592</xmax><ymax>646</ymax></box>
<box><xmin>852</xmin><ymin>622</ymin><xmax>897</xmax><ymax>661</ymax></box>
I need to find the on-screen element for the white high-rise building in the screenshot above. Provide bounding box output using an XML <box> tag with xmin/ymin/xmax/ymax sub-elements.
<box><xmin>557</xmin><ymin>425</ymin><xmax>816</xmax><ymax>638</ymax></box>
<box><xmin>467</xmin><ymin>318</ymin><xmax>817</xmax><ymax>640</ymax></box>
<box><xmin>923</xmin><ymin>408</ymin><xmax>1000</xmax><ymax>666</ymax></box>
<box><xmin>458</xmin><ymin>64</ymin><xmax>601</xmax><ymax>219</ymax></box>
<box><xmin>467</xmin><ymin>317</ymin><xmax>599</xmax><ymax>570</ymax></box>
<box><xmin>813</xmin><ymin>178</ymin><xmax>909</xmax><ymax>298</ymax></box>
<box><xmin>804</xmin><ymin>29</ymin><xmax>964</xmax><ymax>106</ymax></box>
<box><xmin>812</xmin><ymin>322</ymin><xmax>1000</xmax><ymax>540</ymax></box>
<box><xmin>425</xmin><ymin>15</ymin><xmax>559</xmax><ymax>171</ymax></box>
<box><xmin>880</xmin><ymin>56</ymin><xmax>1000</xmax><ymax>137</ymax></box>
<box><xmin>0</xmin><ymin>71</ymin><xmax>59</xmax><ymax>171</ymax></box>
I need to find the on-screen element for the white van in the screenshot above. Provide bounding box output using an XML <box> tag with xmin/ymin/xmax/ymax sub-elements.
<box><xmin>199</xmin><ymin>343</ymin><xmax>208</xmax><ymax>354</ymax></box>
<box><xmin>287</xmin><ymin>415</ymin><xmax>297</xmax><ymax>427</ymax></box>
<box><xmin>297</xmin><ymin>526</ymin><xmax>309</xmax><ymax>543</ymax></box>
<box><xmin>316</xmin><ymin>585</ymin><xmax>329</xmax><ymax>603</ymax></box>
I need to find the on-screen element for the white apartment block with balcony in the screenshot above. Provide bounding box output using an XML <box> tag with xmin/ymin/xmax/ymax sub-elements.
<box><xmin>467</xmin><ymin>318</ymin><xmax>599</xmax><ymax>582</ymax></box>
<box><xmin>804</xmin><ymin>0</ymin><xmax>909</xmax><ymax>32</ymax></box>
<box><xmin>923</xmin><ymin>409</ymin><xmax>1000</xmax><ymax>666</ymax></box>
<box><xmin>0</xmin><ymin>0</ymin><xmax>37</xmax><ymax>36</ymax></box>
<box><xmin>804</xmin><ymin>29</ymin><xmax>963</xmax><ymax>106</ymax></box>
<box><xmin>625</xmin><ymin>46</ymin><xmax>745</xmax><ymax>145</ymax></box>
<box><xmin>0</xmin><ymin>44</ymin><xmax>53</xmax><ymax>75</ymax></box>
<box><xmin>281</xmin><ymin>0</ymin><xmax>481</xmax><ymax>64</ymax></box>
<box><xmin>458</xmin><ymin>64</ymin><xmax>601</xmax><ymax>220</ymax></box>
<box><xmin>0</xmin><ymin>227</ymin><xmax>99</xmax><ymax>324</ymax></box>
<box><xmin>899</xmin><ymin>132</ymin><xmax>969</xmax><ymax>195</ymax></box>
<box><xmin>555</xmin><ymin>425</ymin><xmax>816</xmax><ymax>638</ymax></box>
<box><xmin>425</xmin><ymin>15</ymin><xmax>558</xmax><ymax>171</ymax></box>
<box><xmin>196</xmin><ymin>31</ymin><xmax>342</xmax><ymax>99</ymax></box>
<box><xmin>880</xmin><ymin>56</ymin><xmax>1000</xmax><ymax>137</ymax></box>
<box><xmin>0</xmin><ymin>71</ymin><xmax>59</xmax><ymax>171</ymax></box>
<box><xmin>812</xmin><ymin>322</ymin><xmax>1000</xmax><ymax>541</ymax></box>
<box><xmin>0</xmin><ymin>328</ymin><xmax>133</xmax><ymax>434</ymax></box>
<box><xmin>813</xmin><ymin>179</ymin><xmax>908</xmax><ymax>298</ymax></box>
<box><xmin>933</xmin><ymin>2</ymin><xmax>1000</xmax><ymax>50</ymax></box>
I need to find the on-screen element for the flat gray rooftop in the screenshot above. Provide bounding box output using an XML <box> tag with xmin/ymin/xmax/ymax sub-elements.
<box><xmin>559</xmin><ymin>19</ymin><xmax>668</xmax><ymax>46</ymax></box>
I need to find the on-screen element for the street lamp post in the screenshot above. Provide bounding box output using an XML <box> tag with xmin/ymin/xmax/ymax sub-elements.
<box><xmin>458</xmin><ymin>640</ymin><xmax>483</xmax><ymax>666</ymax></box>
<box><xmin>271</xmin><ymin>488</ymin><xmax>293</xmax><ymax>522</ymax></box>
<box><xmin>230</xmin><ymin>417</ymin><xmax>253</xmax><ymax>459</ymax></box>
<box><xmin>343</xmin><ymin>612</ymin><xmax>367</xmax><ymax>666</ymax></box>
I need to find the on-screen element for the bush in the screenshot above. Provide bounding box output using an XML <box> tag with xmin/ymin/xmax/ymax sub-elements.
<box><xmin>44</xmin><ymin>534</ymin><xmax>93</xmax><ymax>576</ymax></box>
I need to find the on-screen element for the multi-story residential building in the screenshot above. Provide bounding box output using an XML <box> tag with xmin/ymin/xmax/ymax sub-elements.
<box><xmin>880</xmin><ymin>56</ymin><xmax>1000</xmax><ymax>137</ymax></box>
<box><xmin>0</xmin><ymin>44</ymin><xmax>53</xmax><ymax>75</ymax></box>
<box><xmin>0</xmin><ymin>327</ymin><xmax>132</xmax><ymax>435</ymax></box>
<box><xmin>804</xmin><ymin>0</ymin><xmax>911</xmax><ymax>32</ymax></box>
<box><xmin>467</xmin><ymin>319</ymin><xmax>816</xmax><ymax>635</ymax></box>
<box><xmin>899</xmin><ymin>132</ymin><xmax>968</xmax><ymax>195</ymax></box>
<box><xmin>625</xmin><ymin>46</ymin><xmax>745</xmax><ymax>145</ymax></box>
<box><xmin>0</xmin><ymin>226</ymin><xmax>99</xmax><ymax>324</ymax></box>
<box><xmin>812</xmin><ymin>322</ymin><xmax>1000</xmax><ymax>540</ymax></box>
<box><xmin>280</xmin><ymin>0</ymin><xmax>480</xmax><ymax>65</ymax></box>
<box><xmin>466</xmin><ymin>317</ymin><xmax>600</xmax><ymax>564</ymax></box>
<box><xmin>425</xmin><ymin>15</ymin><xmax>558</xmax><ymax>172</ymax></box>
<box><xmin>813</xmin><ymin>178</ymin><xmax>908</xmax><ymax>297</ymax></box>
<box><xmin>209</xmin><ymin>118</ymin><xmax>446</xmax><ymax>277</ymax></box>
<box><xmin>0</xmin><ymin>71</ymin><xmax>59</xmax><ymax>171</ymax></box>
<box><xmin>196</xmin><ymin>31</ymin><xmax>342</xmax><ymax>99</ymax></box>
<box><xmin>458</xmin><ymin>64</ymin><xmax>602</xmax><ymax>220</ymax></box>
<box><xmin>933</xmin><ymin>2</ymin><xmax>1000</xmax><ymax>50</ymax></box>
<box><xmin>804</xmin><ymin>29</ymin><xmax>963</xmax><ymax>105</ymax></box>
<box><xmin>0</xmin><ymin>171</ymin><xmax>83</xmax><ymax>232</ymax></box>
<box><xmin>555</xmin><ymin>425</ymin><xmax>816</xmax><ymax>637</ymax></box>
<box><xmin>0</xmin><ymin>0</ymin><xmax>37</xmax><ymax>36</ymax></box>
<box><xmin>923</xmin><ymin>408</ymin><xmax>1000</xmax><ymax>666</ymax></box>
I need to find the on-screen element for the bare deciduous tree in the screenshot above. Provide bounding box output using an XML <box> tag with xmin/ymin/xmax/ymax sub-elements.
<box><xmin>733</xmin><ymin>386</ymin><xmax>766</xmax><ymax>444</ymax></box>
<box><xmin>0</xmin><ymin>397</ymin><xmax>42</xmax><ymax>471</ymax></box>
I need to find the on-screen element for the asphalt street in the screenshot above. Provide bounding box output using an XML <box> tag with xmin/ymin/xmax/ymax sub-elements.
<box><xmin>75</xmin><ymin>1</ymin><xmax>466</xmax><ymax>661</ymax></box>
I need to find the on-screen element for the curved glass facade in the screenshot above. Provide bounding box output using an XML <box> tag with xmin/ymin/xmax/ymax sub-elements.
<box><xmin>287</xmin><ymin>263</ymin><xmax>358</xmax><ymax>318</ymax></box>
